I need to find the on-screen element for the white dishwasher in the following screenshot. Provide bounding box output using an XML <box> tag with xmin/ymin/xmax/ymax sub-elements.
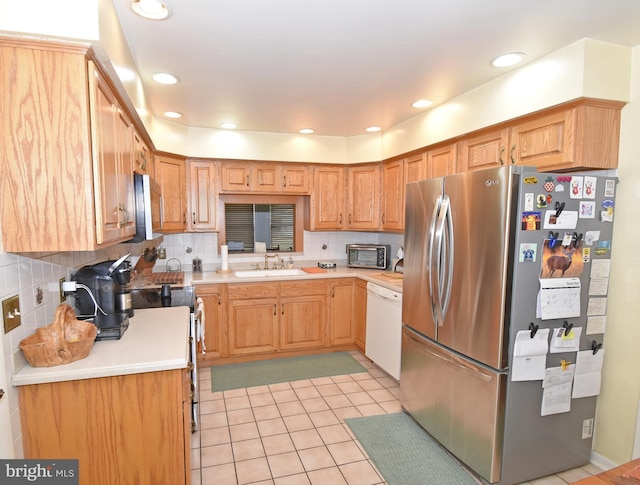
<box><xmin>365</xmin><ymin>282</ymin><xmax>403</xmax><ymax>380</ymax></box>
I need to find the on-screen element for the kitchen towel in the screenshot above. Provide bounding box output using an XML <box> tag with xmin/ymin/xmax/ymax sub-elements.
<box><xmin>195</xmin><ymin>297</ymin><xmax>206</xmax><ymax>354</ymax></box>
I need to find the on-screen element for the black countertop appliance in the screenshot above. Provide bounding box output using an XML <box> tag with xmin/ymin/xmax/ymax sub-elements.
<box><xmin>72</xmin><ymin>254</ymin><xmax>133</xmax><ymax>340</ymax></box>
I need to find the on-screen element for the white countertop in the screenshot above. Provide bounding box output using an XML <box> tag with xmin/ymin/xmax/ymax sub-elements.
<box><xmin>12</xmin><ymin>307</ymin><xmax>190</xmax><ymax>386</ymax></box>
<box><xmin>189</xmin><ymin>266</ymin><xmax>404</xmax><ymax>292</ymax></box>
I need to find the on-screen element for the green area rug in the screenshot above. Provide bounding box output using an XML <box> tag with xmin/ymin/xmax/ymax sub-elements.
<box><xmin>210</xmin><ymin>352</ymin><xmax>366</xmax><ymax>392</ymax></box>
<box><xmin>345</xmin><ymin>412</ymin><xmax>478</xmax><ymax>485</ymax></box>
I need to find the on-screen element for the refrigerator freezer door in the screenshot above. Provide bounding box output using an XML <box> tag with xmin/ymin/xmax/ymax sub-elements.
<box><xmin>402</xmin><ymin>176</ymin><xmax>443</xmax><ymax>341</ymax></box>
<box><xmin>400</xmin><ymin>325</ymin><xmax>506</xmax><ymax>483</ymax></box>
<box><xmin>438</xmin><ymin>167</ymin><xmax>517</xmax><ymax>369</ymax></box>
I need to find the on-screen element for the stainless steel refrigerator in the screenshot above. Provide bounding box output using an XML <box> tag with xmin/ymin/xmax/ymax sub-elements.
<box><xmin>401</xmin><ymin>166</ymin><xmax>616</xmax><ymax>485</ymax></box>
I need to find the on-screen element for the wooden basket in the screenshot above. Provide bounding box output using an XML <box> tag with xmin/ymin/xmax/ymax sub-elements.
<box><xmin>20</xmin><ymin>303</ymin><xmax>97</xmax><ymax>367</ymax></box>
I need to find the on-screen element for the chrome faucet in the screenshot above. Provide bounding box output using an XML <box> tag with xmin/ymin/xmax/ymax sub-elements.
<box><xmin>264</xmin><ymin>253</ymin><xmax>279</xmax><ymax>270</ymax></box>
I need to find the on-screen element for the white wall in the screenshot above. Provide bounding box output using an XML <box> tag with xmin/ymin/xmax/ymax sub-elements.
<box><xmin>591</xmin><ymin>44</ymin><xmax>640</xmax><ymax>465</ymax></box>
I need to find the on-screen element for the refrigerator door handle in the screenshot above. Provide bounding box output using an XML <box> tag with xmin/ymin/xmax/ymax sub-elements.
<box><xmin>428</xmin><ymin>195</ymin><xmax>442</xmax><ymax>328</ymax></box>
<box><xmin>405</xmin><ymin>329</ymin><xmax>493</xmax><ymax>383</ymax></box>
<box><xmin>432</xmin><ymin>195</ymin><xmax>451</xmax><ymax>327</ymax></box>
<box><xmin>441</xmin><ymin>195</ymin><xmax>454</xmax><ymax>320</ymax></box>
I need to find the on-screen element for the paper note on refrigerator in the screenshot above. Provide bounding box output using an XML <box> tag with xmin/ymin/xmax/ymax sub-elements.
<box><xmin>572</xmin><ymin>349</ymin><xmax>605</xmax><ymax>398</ymax></box>
<box><xmin>511</xmin><ymin>328</ymin><xmax>550</xmax><ymax>381</ymax></box>
<box><xmin>550</xmin><ymin>326</ymin><xmax>582</xmax><ymax>353</ymax></box>
<box><xmin>538</xmin><ymin>278</ymin><xmax>581</xmax><ymax>320</ymax></box>
<box><xmin>541</xmin><ymin>364</ymin><xmax>575</xmax><ymax>416</ymax></box>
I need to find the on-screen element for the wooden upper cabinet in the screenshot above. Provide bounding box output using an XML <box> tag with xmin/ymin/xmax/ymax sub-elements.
<box><xmin>405</xmin><ymin>153</ymin><xmax>427</xmax><ymax>184</ymax></box>
<box><xmin>187</xmin><ymin>159</ymin><xmax>217</xmax><ymax>231</ymax></box>
<box><xmin>281</xmin><ymin>165</ymin><xmax>310</xmax><ymax>194</ymax></box>
<box><xmin>458</xmin><ymin>128</ymin><xmax>510</xmax><ymax>172</ymax></box>
<box><xmin>346</xmin><ymin>164</ymin><xmax>381</xmax><ymax>230</ymax></box>
<box><xmin>156</xmin><ymin>154</ymin><xmax>187</xmax><ymax>232</ymax></box>
<box><xmin>220</xmin><ymin>162</ymin><xmax>251</xmax><ymax>192</ymax></box>
<box><xmin>0</xmin><ymin>39</ymin><xmax>139</xmax><ymax>252</ymax></box>
<box><xmin>310</xmin><ymin>165</ymin><xmax>346</xmax><ymax>230</ymax></box>
<box><xmin>381</xmin><ymin>159</ymin><xmax>404</xmax><ymax>231</ymax></box>
<box><xmin>252</xmin><ymin>163</ymin><xmax>280</xmax><ymax>192</ymax></box>
<box><xmin>458</xmin><ymin>99</ymin><xmax>624</xmax><ymax>172</ymax></box>
<box><xmin>220</xmin><ymin>161</ymin><xmax>309</xmax><ymax>194</ymax></box>
<box><xmin>427</xmin><ymin>143</ymin><xmax>457</xmax><ymax>178</ymax></box>
<box><xmin>133</xmin><ymin>129</ymin><xmax>152</xmax><ymax>176</ymax></box>
<box><xmin>509</xmin><ymin>100</ymin><xmax>623</xmax><ymax>170</ymax></box>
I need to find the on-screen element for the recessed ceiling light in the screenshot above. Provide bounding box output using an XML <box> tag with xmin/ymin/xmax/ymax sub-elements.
<box><xmin>412</xmin><ymin>99</ymin><xmax>433</xmax><ymax>109</ymax></box>
<box><xmin>220</xmin><ymin>122</ymin><xmax>238</xmax><ymax>129</ymax></box>
<box><xmin>163</xmin><ymin>111</ymin><xmax>182</xmax><ymax>119</ymax></box>
<box><xmin>152</xmin><ymin>72</ymin><xmax>179</xmax><ymax>85</ymax></box>
<box><xmin>365</xmin><ymin>126</ymin><xmax>381</xmax><ymax>133</ymax></box>
<box><xmin>299</xmin><ymin>128</ymin><xmax>314</xmax><ymax>134</ymax></box>
<box><xmin>130</xmin><ymin>0</ymin><xmax>171</xmax><ymax>20</ymax></box>
<box><xmin>491</xmin><ymin>52</ymin><xmax>526</xmax><ymax>67</ymax></box>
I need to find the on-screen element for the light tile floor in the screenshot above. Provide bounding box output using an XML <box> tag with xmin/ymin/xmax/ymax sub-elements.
<box><xmin>191</xmin><ymin>351</ymin><xmax>602</xmax><ymax>485</ymax></box>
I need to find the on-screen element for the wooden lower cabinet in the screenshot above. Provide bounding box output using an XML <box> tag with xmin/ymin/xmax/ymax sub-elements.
<box><xmin>355</xmin><ymin>279</ymin><xmax>367</xmax><ymax>352</ymax></box>
<box><xmin>329</xmin><ymin>279</ymin><xmax>356</xmax><ymax>346</ymax></box>
<box><xmin>207</xmin><ymin>278</ymin><xmax>362</xmax><ymax>362</ymax></box>
<box><xmin>280</xmin><ymin>281</ymin><xmax>327</xmax><ymax>350</ymax></box>
<box><xmin>19</xmin><ymin>369</ymin><xmax>190</xmax><ymax>485</ymax></box>
<box><xmin>227</xmin><ymin>286</ymin><xmax>279</xmax><ymax>356</ymax></box>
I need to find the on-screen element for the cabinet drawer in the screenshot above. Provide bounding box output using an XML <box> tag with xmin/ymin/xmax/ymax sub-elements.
<box><xmin>227</xmin><ymin>283</ymin><xmax>278</xmax><ymax>299</ymax></box>
<box><xmin>280</xmin><ymin>280</ymin><xmax>327</xmax><ymax>297</ymax></box>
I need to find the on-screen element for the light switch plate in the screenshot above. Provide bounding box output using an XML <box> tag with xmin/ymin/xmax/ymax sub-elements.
<box><xmin>3</xmin><ymin>295</ymin><xmax>21</xmax><ymax>334</ymax></box>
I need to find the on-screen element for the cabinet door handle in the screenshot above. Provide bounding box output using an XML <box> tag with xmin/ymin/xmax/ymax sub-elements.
<box><xmin>349</xmin><ymin>214</ymin><xmax>352</xmax><ymax>224</ymax></box>
<box><xmin>117</xmin><ymin>204</ymin><xmax>128</xmax><ymax>228</ymax></box>
<box><xmin>246</xmin><ymin>175</ymin><xmax>250</xmax><ymax>187</ymax></box>
<box><xmin>382</xmin><ymin>214</ymin><xmax>386</xmax><ymax>224</ymax></box>
<box><xmin>281</xmin><ymin>303</ymin><xmax>284</xmax><ymax>315</ymax></box>
<box><xmin>183</xmin><ymin>212</ymin><xmax>187</xmax><ymax>224</ymax></box>
<box><xmin>510</xmin><ymin>145</ymin><xmax>516</xmax><ymax>164</ymax></box>
<box><xmin>192</xmin><ymin>212</ymin><xmax>196</xmax><ymax>225</ymax></box>
<box><xmin>339</xmin><ymin>214</ymin><xmax>342</xmax><ymax>225</ymax></box>
<box><xmin>499</xmin><ymin>146</ymin><xmax>505</xmax><ymax>165</ymax></box>
<box><xmin>283</xmin><ymin>176</ymin><xmax>287</xmax><ymax>187</ymax></box>
<box><xmin>273</xmin><ymin>303</ymin><xmax>277</xmax><ymax>315</ymax></box>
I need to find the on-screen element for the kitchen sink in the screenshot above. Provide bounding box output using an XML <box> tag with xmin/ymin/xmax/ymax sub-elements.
<box><xmin>234</xmin><ymin>269</ymin><xmax>306</xmax><ymax>278</ymax></box>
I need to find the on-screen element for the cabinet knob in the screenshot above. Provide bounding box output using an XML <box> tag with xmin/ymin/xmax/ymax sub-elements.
<box><xmin>0</xmin><ymin>389</ymin><xmax>4</xmax><ymax>400</ymax></box>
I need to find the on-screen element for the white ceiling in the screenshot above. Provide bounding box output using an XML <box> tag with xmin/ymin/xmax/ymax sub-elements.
<box><xmin>112</xmin><ymin>0</ymin><xmax>640</xmax><ymax>137</ymax></box>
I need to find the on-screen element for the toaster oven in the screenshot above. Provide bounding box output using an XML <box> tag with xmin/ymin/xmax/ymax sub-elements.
<box><xmin>346</xmin><ymin>244</ymin><xmax>391</xmax><ymax>269</ymax></box>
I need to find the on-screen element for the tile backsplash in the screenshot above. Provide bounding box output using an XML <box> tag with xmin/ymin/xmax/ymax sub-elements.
<box><xmin>154</xmin><ymin>230</ymin><xmax>405</xmax><ymax>271</ymax></box>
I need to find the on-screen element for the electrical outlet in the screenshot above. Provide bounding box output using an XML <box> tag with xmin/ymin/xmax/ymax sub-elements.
<box><xmin>59</xmin><ymin>277</ymin><xmax>67</xmax><ymax>303</ymax></box>
<box><xmin>2</xmin><ymin>295</ymin><xmax>21</xmax><ymax>334</ymax></box>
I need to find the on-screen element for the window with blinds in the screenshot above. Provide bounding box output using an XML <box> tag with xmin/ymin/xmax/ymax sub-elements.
<box><xmin>225</xmin><ymin>203</ymin><xmax>294</xmax><ymax>252</ymax></box>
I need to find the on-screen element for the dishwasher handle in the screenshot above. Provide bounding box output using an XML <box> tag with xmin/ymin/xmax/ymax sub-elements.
<box><xmin>366</xmin><ymin>282</ymin><xmax>402</xmax><ymax>302</ymax></box>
